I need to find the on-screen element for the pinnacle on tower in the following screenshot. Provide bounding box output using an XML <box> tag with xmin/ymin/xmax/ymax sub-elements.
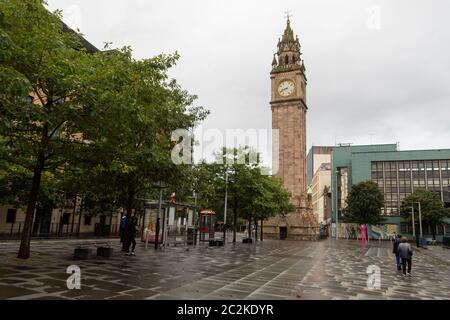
<box><xmin>272</xmin><ymin>16</ymin><xmax>304</xmax><ymax>72</ymax></box>
<box><xmin>272</xmin><ymin>54</ymin><xmax>278</xmax><ymax>67</ymax></box>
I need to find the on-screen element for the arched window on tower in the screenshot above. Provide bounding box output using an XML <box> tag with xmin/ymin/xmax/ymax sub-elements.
<box><xmin>292</xmin><ymin>55</ymin><xmax>296</xmax><ymax>64</ymax></box>
<box><xmin>284</xmin><ymin>55</ymin><xmax>289</xmax><ymax>65</ymax></box>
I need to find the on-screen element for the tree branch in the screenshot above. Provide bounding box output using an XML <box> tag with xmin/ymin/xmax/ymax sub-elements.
<box><xmin>47</xmin><ymin>120</ymin><xmax>67</xmax><ymax>140</ymax></box>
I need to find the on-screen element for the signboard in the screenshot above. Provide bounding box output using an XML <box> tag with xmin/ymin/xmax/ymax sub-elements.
<box><xmin>168</xmin><ymin>207</ymin><xmax>175</xmax><ymax>226</ymax></box>
<box><xmin>188</xmin><ymin>210</ymin><xmax>193</xmax><ymax>227</ymax></box>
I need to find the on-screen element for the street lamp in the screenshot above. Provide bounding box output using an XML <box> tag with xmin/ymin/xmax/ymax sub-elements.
<box><xmin>187</xmin><ymin>191</ymin><xmax>198</xmax><ymax>245</ymax></box>
<box><xmin>411</xmin><ymin>201</ymin><xmax>423</xmax><ymax>247</ymax></box>
<box><xmin>154</xmin><ymin>181</ymin><xmax>167</xmax><ymax>250</ymax></box>
<box><xmin>334</xmin><ymin>169</ymin><xmax>340</xmax><ymax>239</ymax></box>
<box><xmin>223</xmin><ymin>166</ymin><xmax>229</xmax><ymax>243</ymax></box>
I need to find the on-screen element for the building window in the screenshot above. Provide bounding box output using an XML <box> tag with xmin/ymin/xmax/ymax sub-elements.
<box><xmin>372</xmin><ymin>159</ymin><xmax>450</xmax><ymax>216</ymax></box>
<box><xmin>84</xmin><ymin>215</ymin><xmax>92</xmax><ymax>225</ymax></box>
<box><xmin>400</xmin><ymin>223</ymin><xmax>408</xmax><ymax>234</ymax></box>
<box><xmin>6</xmin><ymin>209</ymin><xmax>17</xmax><ymax>223</ymax></box>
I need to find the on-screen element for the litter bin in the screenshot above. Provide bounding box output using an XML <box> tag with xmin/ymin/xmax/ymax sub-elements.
<box><xmin>187</xmin><ymin>227</ymin><xmax>195</xmax><ymax>245</ymax></box>
<box><xmin>443</xmin><ymin>237</ymin><xmax>450</xmax><ymax>248</ymax></box>
<box><xmin>419</xmin><ymin>237</ymin><xmax>428</xmax><ymax>249</ymax></box>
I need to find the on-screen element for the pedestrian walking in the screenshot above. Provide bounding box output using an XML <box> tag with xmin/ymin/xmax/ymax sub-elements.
<box><xmin>126</xmin><ymin>216</ymin><xmax>139</xmax><ymax>256</ymax></box>
<box><xmin>360</xmin><ymin>224</ymin><xmax>368</xmax><ymax>244</ymax></box>
<box><xmin>119</xmin><ymin>214</ymin><xmax>126</xmax><ymax>244</ymax></box>
<box><xmin>392</xmin><ymin>233</ymin><xmax>402</xmax><ymax>271</ymax></box>
<box><xmin>398</xmin><ymin>237</ymin><xmax>413</xmax><ymax>276</ymax></box>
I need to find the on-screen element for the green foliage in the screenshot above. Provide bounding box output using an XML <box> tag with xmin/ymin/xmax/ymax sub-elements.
<box><xmin>400</xmin><ymin>189</ymin><xmax>450</xmax><ymax>237</ymax></box>
<box><xmin>192</xmin><ymin>147</ymin><xmax>294</xmax><ymax>225</ymax></box>
<box><xmin>343</xmin><ymin>181</ymin><xmax>385</xmax><ymax>225</ymax></box>
<box><xmin>0</xmin><ymin>0</ymin><xmax>208</xmax><ymax>257</ymax></box>
<box><xmin>0</xmin><ymin>164</ymin><xmax>63</xmax><ymax>209</ymax></box>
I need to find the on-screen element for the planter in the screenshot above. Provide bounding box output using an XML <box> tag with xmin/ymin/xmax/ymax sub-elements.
<box><xmin>209</xmin><ymin>239</ymin><xmax>224</xmax><ymax>247</ymax></box>
<box><xmin>97</xmin><ymin>247</ymin><xmax>113</xmax><ymax>258</ymax></box>
<box><xmin>242</xmin><ymin>238</ymin><xmax>253</xmax><ymax>244</ymax></box>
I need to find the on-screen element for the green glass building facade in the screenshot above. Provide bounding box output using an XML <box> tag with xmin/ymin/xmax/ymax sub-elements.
<box><xmin>331</xmin><ymin>144</ymin><xmax>450</xmax><ymax>241</ymax></box>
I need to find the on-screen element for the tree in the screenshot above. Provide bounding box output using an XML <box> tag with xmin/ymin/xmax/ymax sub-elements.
<box><xmin>79</xmin><ymin>50</ymin><xmax>208</xmax><ymax>250</ymax></box>
<box><xmin>252</xmin><ymin>175</ymin><xmax>293</xmax><ymax>241</ymax></box>
<box><xmin>0</xmin><ymin>0</ymin><xmax>208</xmax><ymax>258</ymax></box>
<box><xmin>1</xmin><ymin>0</ymin><xmax>103</xmax><ymax>258</ymax></box>
<box><xmin>343</xmin><ymin>181</ymin><xmax>385</xmax><ymax>225</ymax></box>
<box><xmin>192</xmin><ymin>147</ymin><xmax>294</xmax><ymax>242</ymax></box>
<box><xmin>400</xmin><ymin>189</ymin><xmax>450</xmax><ymax>240</ymax></box>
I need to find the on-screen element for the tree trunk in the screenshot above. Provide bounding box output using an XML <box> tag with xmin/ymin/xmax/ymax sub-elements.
<box><xmin>71</xmin><ymin>196</ymin><xmax>77</xmax><ymax>235</ymax></box>
<box><xmin>121</xmin><ymin>189</ymin><xmax>134</xmax><ymax>251</ymax></box>
<box><xmin>17</xmin><ymin>154</ymin><xmax>45</xmax><ymax>259</ymax></box>
<box><xmin>431</xmin><ymin>223</ymin><xmax>436</xmax><ymax>240</ymax></box>
<box><xmin>232</xmin><ymin>202</ymin><xmax>237</xmax><ymax>243</ymax></box>
<box><xmin>109</xmin><ymin>210</ymin><xmax>113</xmax><ymax>236</ymax></box>
<box><xmin>248</xmin><ymin>216</ymin><xmax>252</xmax><ymax>239</ymax></box>
<box><xmin>77</xmin><ymin>197</ymin><xmax>83</xmax><ymax>237</ymax></box>
<box><xmin>254</xmin><ymin>218</ymin><xmax>258</xmax><ymax>242</ymax></box>
<box><xmin>260</xmin><ymin>219</ymin><xmax>263</xmax><ymax>241</ymax></box>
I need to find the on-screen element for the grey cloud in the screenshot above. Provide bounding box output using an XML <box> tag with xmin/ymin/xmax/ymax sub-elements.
<box><xmin>46</xmin><ymin>0</ymin><xmax>450</xmax><ymax>153</ymax></box>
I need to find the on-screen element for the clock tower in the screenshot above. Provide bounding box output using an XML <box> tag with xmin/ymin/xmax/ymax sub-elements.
<box><xmin>265</xmin><ymin>17</ymin><xmax>318</xmax><ymax>240</ymax></box>
<box><xmin>271</xmin><ymin>17</ymin><xmax>307</xmax><ymax>205</ymax></box>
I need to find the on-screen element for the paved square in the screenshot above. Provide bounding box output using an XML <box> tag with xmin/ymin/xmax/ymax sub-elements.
<box><xmin>0</xmin><ymin>238</ymin><xmax>449</xmax><ymax>300</ymax></box>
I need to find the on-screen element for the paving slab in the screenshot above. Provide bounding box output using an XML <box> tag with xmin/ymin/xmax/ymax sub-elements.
<box><xmin>0</xmin><ymin>238</ymin><xmax>449</xmax><ymax>300</ymax></box>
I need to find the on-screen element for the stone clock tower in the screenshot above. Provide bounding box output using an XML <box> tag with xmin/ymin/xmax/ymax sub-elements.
<box><xmin>264</xmin><ymin>17</ymin><xmax>318</xmax><ymax>240</ymax></box>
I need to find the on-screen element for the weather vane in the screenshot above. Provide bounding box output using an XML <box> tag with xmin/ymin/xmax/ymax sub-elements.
<box><xmin>284</xmin><ymin>9</ymin><xmax>292</xmax><ymax>21</ymax></box>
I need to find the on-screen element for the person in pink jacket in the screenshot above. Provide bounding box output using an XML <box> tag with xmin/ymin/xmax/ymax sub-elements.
<box><xmin>361</xmin><ymin>224</ymin><xmax>367</xmax><ymax>243</ymax></box>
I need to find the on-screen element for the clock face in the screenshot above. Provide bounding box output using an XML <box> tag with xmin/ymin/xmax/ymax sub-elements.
<box><xmin>277</xmin><ymin>80</ymin><xmax>295</xmax><ymax>97</ymax></box>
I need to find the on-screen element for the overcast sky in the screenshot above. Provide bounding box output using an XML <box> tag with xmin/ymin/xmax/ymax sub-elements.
<box><xmin>47</xmin><ymin>0</ymin><xmax>450</xmax><ymax>157</ymax></box>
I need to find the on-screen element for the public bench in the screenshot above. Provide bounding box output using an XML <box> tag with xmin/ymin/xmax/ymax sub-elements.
<box><xmin>443</xmin><ymin>236</ymin><xmax>450</xmax><ymax>248</ymax></box>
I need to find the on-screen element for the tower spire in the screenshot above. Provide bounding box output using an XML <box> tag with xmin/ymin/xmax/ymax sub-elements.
<box><xmin>284</xmin><ymin>9</ymin><xmax>292</xmax><ymax>21</ymax></box>
<box><xmin>272</xmin><ymin>12</ymin><xmax>304</xmax><ymax>72</ymax></box>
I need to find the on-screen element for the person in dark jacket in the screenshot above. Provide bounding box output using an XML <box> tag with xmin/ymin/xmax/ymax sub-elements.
<box><xmin>119</xmin><ymin>215</ymin><xmax>126</xmax><ymax>244</ymax></box>
<box><xmin>398</xmin><ymin>237</ymin><xmax>413</xmax><ymax>276</ymax></box>
<box><xmin>126</xmin><ymin>216</ymin><xmax>139</xmax><ymax>256</ymax></box>
<box><xmin>392</xmin><ymin>233</ymin><xmax>402</xmax><ymax>271</ymax></box>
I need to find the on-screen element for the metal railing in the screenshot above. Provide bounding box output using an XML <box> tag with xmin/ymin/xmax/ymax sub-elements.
<box><xmin>0</xmin><ymin>222</ymin><xmax>120</xmax><ymax>239</ymax></box>
<box><xmin>0</xmin><ymin>222</ymin><xmax>23</xmax><ymax>238</ymax></box>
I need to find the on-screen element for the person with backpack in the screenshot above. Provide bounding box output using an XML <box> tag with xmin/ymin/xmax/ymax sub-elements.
<box><xmin>392</xmin><ymin>233</ymin><xmax>402</xmax><ymax>271</ymax></box>
<box><xmin>398</xmin><ymin>237</ymin><xmax>413</xmax><ymax>276</ymax></box>
<box><xmin>119</xmin><ymin>215</ymin><xmax>127</xmax><ymax>244</ymax></box>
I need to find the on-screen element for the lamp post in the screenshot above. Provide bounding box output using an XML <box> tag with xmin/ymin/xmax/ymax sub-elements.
<box><xmin>154</xmin><ymin>181</ymin><xmax>167</xmax><ymax>250</ymax></box>
<box><xmin>223</xmin><ymin>167</ymin><xmax>229</xmax><ymax>243</ymax></box>
<box><xmin>334</xmin><ymin>169</ymin><xmax>340</xmax><ymax>239</ymax></box>
<box><xmin>418</xmin><ymin>201</ymin><xmax>423</xmax><ymax>238</ymax></box>
<box><xmin>187</xmin><ymin>191</ymin><xmax>198</xmax><ymax>245</ymax></box>
<box><xmin>412</xmin><ymin>201</ymin><xmax>422</xmax><ymax>247</ymax></box>
<box><xmin>411</xmin><ymin>203</ymin><xmax>416</xmax><ymax>238</ymax></box>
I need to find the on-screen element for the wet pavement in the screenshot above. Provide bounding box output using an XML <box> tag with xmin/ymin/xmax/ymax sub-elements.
<box><xmin>0</xmin><ymin>237</ymin><xmax>449</xmax><ymax>300</ymax></box>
